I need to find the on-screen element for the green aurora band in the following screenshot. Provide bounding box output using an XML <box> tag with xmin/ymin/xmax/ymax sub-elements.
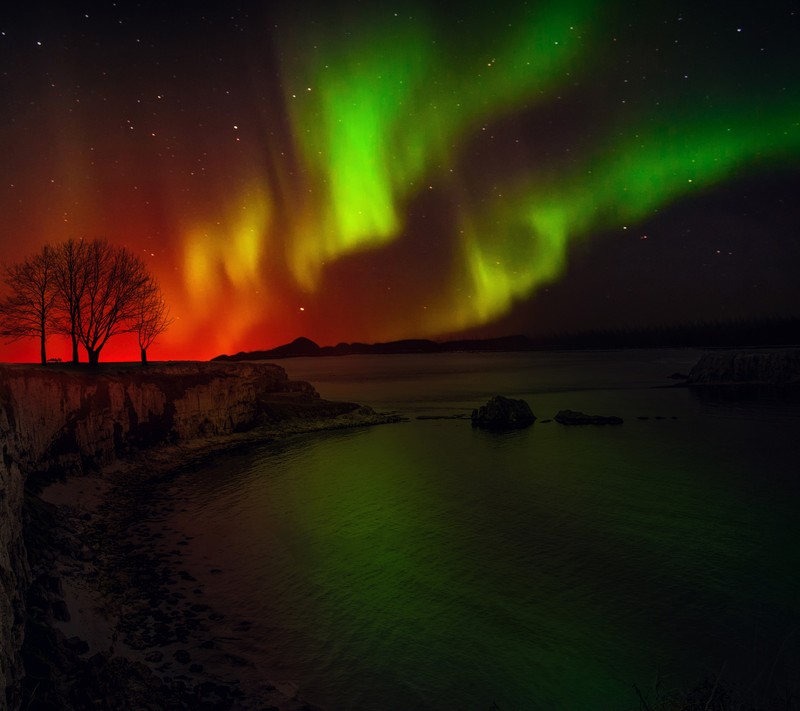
<box><xmin>280</xmin><ymin>1</ymin><xmax>597</xmax><ymax>287</ymax></box>
<box><xmin>275</xmin><ymin>1</ymin><xmax>799</xmax><ymax>335</ymax></box>
<box><xmin>459</xmin><ymin>100</ymin><xmax>800</xmax><ymax>330</ymax></box>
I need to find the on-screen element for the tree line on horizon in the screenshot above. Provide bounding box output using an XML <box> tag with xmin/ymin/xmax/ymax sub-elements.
<box><xmin>0</xmin><ymin>238</ymin><xmax>172</xmax><ymax>365</ymax></box>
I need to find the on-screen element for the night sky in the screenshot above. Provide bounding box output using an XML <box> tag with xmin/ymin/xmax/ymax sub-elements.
<box><xmin>1</xmin><ymin>1</ymin><xmax>798</xmax><ymax>361</ymax></box>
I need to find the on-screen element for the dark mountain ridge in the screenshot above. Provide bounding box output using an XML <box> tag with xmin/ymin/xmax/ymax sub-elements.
<box><xmin>212</xmin><ymin>335</ymin><xmax>534</xmax><ymax>361</ymax></box>
<box><xmin>212</xmin><ymin>317</ymin><xmax>800</xmax><ymax>361</ymax></box>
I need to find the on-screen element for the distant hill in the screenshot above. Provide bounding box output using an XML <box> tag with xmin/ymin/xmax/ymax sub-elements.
<box><xmin>212</xmin><ymin>335</ymin><xmax>536</xmax><ymax>361</ymax></box>
<box><xmin>211</xmin><ymin>317</ymin><xmax>800</xmax><ymax>362</ymax></box>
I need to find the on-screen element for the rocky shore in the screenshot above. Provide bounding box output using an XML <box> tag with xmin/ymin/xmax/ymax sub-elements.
<box><xmin>1</xmin><ymin>362</ymin><xmax>399</xmax><ymax>711</ymax></box>
<box><xmin>687</xmin><ymin>348</ymin><xmax>800</xmax><ymax>387</ymax></box>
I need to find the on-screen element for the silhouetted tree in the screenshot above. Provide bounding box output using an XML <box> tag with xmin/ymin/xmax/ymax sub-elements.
<box><xmin>0</xmin><ymin>239</ymin><xmax>173</xmax><ymax>364</ymax></box>
<box><xmin>76</xmin><ymin>240</ymin><xmax>150</xmax><ymax>364</ymax></box>
<box><xmin>51</xmin><ymin>238</ymin><xmax>88</xmax><ymax>364</ymax></box>
<box><xmin>133</xmin><ymin>275</ymin><xmax>173</xmax><ymax>364</ymax></box>
<box><xmin>0</xmin><ymin>246</ymin><xmax>57</xmax><ymax>365</ymax></box>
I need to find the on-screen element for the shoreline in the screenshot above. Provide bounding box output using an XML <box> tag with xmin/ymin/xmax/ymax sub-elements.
<box><xmin>8</xmin><ymin>351</ymin><xmax>800</xmax><ymax>709</ymax></box>
<box><xmin>24</xmin><ymin>408</ymin><xmax>403</xmax><ymax>710</ymax></box>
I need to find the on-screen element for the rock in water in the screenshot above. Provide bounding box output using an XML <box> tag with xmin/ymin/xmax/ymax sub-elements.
<box><xmin>554</xmin><ymin>410</ymin><xmax>623</xmax><ymax>425</ymax></box>
<box><xmin>471</xmin><ymin>396</ymin><xmax>536</xmax><ymax>430</ymax></box>
<box><xmin>687</xmin><ymin>349</ymin><xmax>800</xmax><ymax>386</ymax></box>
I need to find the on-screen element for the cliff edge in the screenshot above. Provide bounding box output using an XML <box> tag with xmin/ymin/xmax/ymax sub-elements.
<box><xmin>0</xmin><ymin>361</ymin><xmax>370</xmax><ymax>710</ymax></box>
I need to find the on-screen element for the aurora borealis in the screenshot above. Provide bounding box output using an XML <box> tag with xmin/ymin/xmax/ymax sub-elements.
<box><xmin>1</xmin><ymin>1</ymin><xmax>798</xmax><ymax>361</ymax></box>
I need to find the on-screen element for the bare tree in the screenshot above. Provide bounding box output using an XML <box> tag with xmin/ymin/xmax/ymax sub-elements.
<box><xmin>76</xmin><ymin>240</ymin><xmax>150</xmax><ymax>364</ymax></box>
<box><xmin>133</xmin><ymin>275</ymin><xmax>173</xmax><ymax>364</ymax></box>
<box><xmin>51</xmin><ymin>238</ymin><xmax>88</xmax><ymax>364</ymax></box>
<box><xmin>0</xmin><ymin>246</ymin><xmax>58</xmax><ymax>365</ymax></box>
<box><xmin>0</xmin><ymin>239</ymin><xmax>171</xmax><ymax>365</ymax></box>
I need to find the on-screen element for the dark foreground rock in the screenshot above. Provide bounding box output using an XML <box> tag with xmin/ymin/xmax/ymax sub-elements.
<box><xmin>20</xmin><ymin>465</ymin><xmax>328</xmax><ymax>711</ymax></box>
<box><xmin>471</xmin><ymin>396</ymin><xmax>536</xmax><ymax>430</ymax></box>
<box><xmin>20</xmin><ymin>492</ymin><xmax>225</xmax><ymax>711</ymax></box>
<box><xmin>554</xmin><ymin>410</ymin><xmax>623</xmax><ymax>425</ymax></box>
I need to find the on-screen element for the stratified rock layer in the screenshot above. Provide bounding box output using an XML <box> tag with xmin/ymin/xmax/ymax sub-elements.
<box><xmin>0</xmin><ymin>361</ymin><xmax>353</xmax><ymax>710</ymax></box>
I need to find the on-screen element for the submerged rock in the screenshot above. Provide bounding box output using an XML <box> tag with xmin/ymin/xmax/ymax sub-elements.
<box><xmin>471</xmin><ymin>396</ymin><xmax>536</xmax><ymax>430</ymax></box>
<box><xmin>554</xmin><ymin>410</ymin><xmax>623</xmax><ymax>425</ymax></box>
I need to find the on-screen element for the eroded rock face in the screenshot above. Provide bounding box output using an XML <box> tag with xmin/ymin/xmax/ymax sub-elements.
<box><xmin>687</xmin><ymin>349</ymin><xmax>800</xmax><ymax>386</ymax></box>
<box><xmin>0</xmin><ymin>361</ymin><xmax>326</xmax><ymax>710</ymax></box>
<box><xmin>471</xmin><ymin>396</ymin><xmax>536</xmax><ymax>430</ymax></box>
<box><xmin>0</xmin><ymin>362</ymin><xmax>319</xmax><ymax>476</ymax></box>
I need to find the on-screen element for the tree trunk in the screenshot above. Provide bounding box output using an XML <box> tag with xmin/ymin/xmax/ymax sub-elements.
<box><xmin>88</xmin><ymin>348</ymin><xmax>100</xmax><ymax>365</ymax></box>
<box><xmin>71</xmin><ymin>337</ymin><xmax>79</xmax><ymax>364</ymax></box>
<box><xmin>141</xmin><ymin>347</ymin><xmax>148</xmax><ymax>365</ymax></box>
<box><xmin>40</xmin><ymin>334</ymin><xmax>47</xmax><ymax>365</ymax></box>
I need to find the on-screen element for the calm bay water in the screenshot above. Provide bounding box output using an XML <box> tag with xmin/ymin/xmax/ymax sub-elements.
<box><xmin>166</xmin><ymin>351</ymin><xmax>800</xmax><ymax>710</ymax></box>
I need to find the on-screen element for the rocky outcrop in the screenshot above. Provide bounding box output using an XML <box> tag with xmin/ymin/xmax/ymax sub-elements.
<box><xmin>471</xmin><ymin>396</ymin><xmax>536</xmax><ymax>430</ymax></box>
<box><xmin>0</xmin><ymin>362</ymin><xmax>326</xmax><ymax>477</ymax></box>
<box><xmin>554</xmin><ymin>410</ymin><xmax>623</xmax><ymax>425</ymax></box>
<box><xmin>0</xmin><ymin>361</ymin><xmax>357</xmax><ymax>710</ymax></box>
<box><xmin>687</xmin><ymin>349</ymin><xmax>800</xmax><ymax>386</ymax></box>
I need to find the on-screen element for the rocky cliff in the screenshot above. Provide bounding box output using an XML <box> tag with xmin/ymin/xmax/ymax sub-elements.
<box><xmin>687</xmin><ymin>348</ymin><xmax>800</xmax><ymax>386</ymax></box>
<box><xmin>0</xmin><ymin>424</ymin><xmax>27</xmax><ymax>711</ymax></box>
<box><xmin>0</xmin><ymin>361</ymin><xmax>351</xmax><ymax>710</ymax></box>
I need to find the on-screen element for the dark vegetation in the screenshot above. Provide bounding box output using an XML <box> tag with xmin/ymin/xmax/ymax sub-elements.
<box><xmin>0</xmin><ymin>239</ymin><xmax>172</xmax><ymax>365</ymax></box>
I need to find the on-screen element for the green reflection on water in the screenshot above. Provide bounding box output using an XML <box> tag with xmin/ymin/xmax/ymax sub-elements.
<box><xmin>178</xmin><ymin>395</ymin><xmax>800</xmax><ymax>711</ymax></box>
<box><xmin>248</xmin><ymin>418</ymin><xmax>775</xmax><ymax>710</ymax></box>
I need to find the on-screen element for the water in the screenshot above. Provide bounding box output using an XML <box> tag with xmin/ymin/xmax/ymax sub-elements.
<box><xmin>166</xmin><ymin>351</ymin><xmax>800</xmax><ymax>710</ymax></box>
